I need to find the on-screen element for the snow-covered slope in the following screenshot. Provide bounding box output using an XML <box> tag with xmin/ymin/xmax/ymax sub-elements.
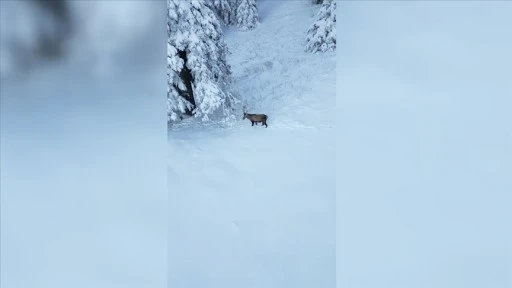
<box><xmin>168</xmin><ymin>1</ymin><xmax>336</xmax><ymax>287</ymax></box>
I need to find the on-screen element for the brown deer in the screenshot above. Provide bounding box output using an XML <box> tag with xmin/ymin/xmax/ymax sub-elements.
<box><xmin>242</xmin><ymin>106</ymin><xmax>268</xmax><ymax>128</ymax></box>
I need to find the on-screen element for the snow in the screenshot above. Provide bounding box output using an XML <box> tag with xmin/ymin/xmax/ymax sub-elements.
<box><xmin>235</xmin><ymin>0</ymin><xmax>259</xmax><ymax>31</ymax></box>
<box><xmin>0</xmin><ymin>1</ymin><xmax>168</xmax><ymax>287</ymax></box>
<box><xmin>1</xmin><ymin>74</ymin><xmax>168</xmax><ymax>288</ymax></box>
<box><xmin>167</xmin><ymin>0</ymin><xmax>234</xmax><ymax>122</ymax></box>
<box><xmin>338</xmin><ymin>1</ymin><xmax>512</xmax><ymax>288</ymax></box>
<box><xmin>209</xmin><ymin>0</ymin><xmax>232</xmax><ymax>25</ymax></box>
<box><xmin>305</xmin><ymin>0</ymin><xmax>336</xmax><ymax>53</ymax></box>
<box><xmin>1</xmin><ymin>0</ymin><xmax>510</xmax><ymax>287</ymax></box>
<box><xmin>168</xmin><ymin>0</ymin><xmax>335</xmax><ymax>287</ymax></box>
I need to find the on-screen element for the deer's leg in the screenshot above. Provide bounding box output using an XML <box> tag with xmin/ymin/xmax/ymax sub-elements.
<box><xmin>251</xmin><ymin>121</ymin><xmax>254</xmax><ymax>126</ymax></box>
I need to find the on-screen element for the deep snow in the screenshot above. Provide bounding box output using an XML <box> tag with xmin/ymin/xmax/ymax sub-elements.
<box><xmin>338</xmin><ymin>1</ymin><xmax>512</xmax><ymax>288</ymax></box>
<box><xmin>0</xmin><ymin>2</ymin><xmax>168</xmax><ymax>287</ymax></box>
<box><xmin>168</xmin><ymin>1</ymin><xmax>336</xmax><ymax>287</ymax></box>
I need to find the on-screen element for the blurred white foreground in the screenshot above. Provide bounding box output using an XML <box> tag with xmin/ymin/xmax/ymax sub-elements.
<box><xmin>0</xmin><ymin>1</ymin><xmax>167</xmax><ymax>287</ymax></box>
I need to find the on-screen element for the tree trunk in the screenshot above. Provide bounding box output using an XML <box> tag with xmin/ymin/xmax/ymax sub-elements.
<box><xmin>176</xmin><ymin>50</ymin><xmax>195</xmax><ymax>116</ymax></box>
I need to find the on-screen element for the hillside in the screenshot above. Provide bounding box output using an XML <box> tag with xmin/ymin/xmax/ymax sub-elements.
<box><xmin>168</xmin><ymin>1</ymin><xmax>336</xmax><ymax>287</ymax></box>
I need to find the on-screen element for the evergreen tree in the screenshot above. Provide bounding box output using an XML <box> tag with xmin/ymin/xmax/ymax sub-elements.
<box><xmin>167</xmin><ymin>0</ymin><xmax>236</xmax><ymax>123</ymax></box>
<box><xmin>234</xmin><ymin>0</ymin><xmax>258</xmax><ymax>31</ymax></box>
<box><xmin>305</xmin><ymin>0</ymin><xmax>336</xmax><ymax>53</ymax></box>
<box><xmin>228</xmin><ymin>0</ymin><xmax>239</xmax><ymax>24</ymax></box>
<box><xmin>207</xmin><ymin>0</ymin><xmax>232</xmax><ymax>25</ymax></box>
<box><xmin>312</xmin><ymin>0</ymin><xmax>323</xmax><ymax>4</ymax></box>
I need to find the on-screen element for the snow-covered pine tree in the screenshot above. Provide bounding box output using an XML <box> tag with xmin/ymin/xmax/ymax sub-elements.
<box><xmin>167</xmin><ymin>0</ymin><xmax>236</xmax><ymax>123</ymax></box>
<box><xmin>305</xmin><ymin>0</ymin><xmax>336</xmax><ymax>53</ymax></box>
<box><xmin>207</xmin><ymin>0</ymin><xmax>232</xmax><ymax>25</ymax></box>
<box><xmin>312</xmin><ymin>0</ymin><xmax>323</xmax><ymax>4</ymax></box>
<box><xmin>234</xmin><ymin>0</ymin><xmax>258</xmax><ymax>31</ymax></box>
<box><xmin>228</xmin><ymin>0</ymin><xmax>239</xmax><ymax>24</ymax></box>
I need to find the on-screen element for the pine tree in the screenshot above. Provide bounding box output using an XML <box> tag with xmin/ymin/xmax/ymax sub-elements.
<box><xmin>167</xmin><ymin>0</ymin><xmax>236</xmax><ymax>123</ymax></box>
<box><xmin>234</xmin><ymin>0</ymin><xmax>258</xmax><ymax>31</ymax></box>
<box><xmin>207</xmin><ymin>0</ymin><xmax>232</xmax><ymax>25</ymax></box>
<box><xmin>305</xmin><ymin>0</ymin><xmax>336</xmax><ymax>53</ymax></box>
<box><xmin>228</xmin><ymin>0</ymin><xmax>239</xmax><ymax>24</ymax></box>
<box><xmin>312</xmin><ymin>0</ymin><xmax>323</xmax><ymax>4</ymax></box>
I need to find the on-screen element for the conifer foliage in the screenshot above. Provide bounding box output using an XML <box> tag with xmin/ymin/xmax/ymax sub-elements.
<box><xmin>167</xmin><ymin>0</ymin><xmax>236</xmax><ymax>123</ymax></box>
<box><xmin>234</xmin><ymin>0</ymin><xmax>259</xmax><ymax>31</ymax></box>
<box><xmin>305</xmin><ymin>0</ymin><xmax>336</xmax><ymax>53</ymax></box>
<box><xmin>208</xmin><ymin>0</ymin><xmax>232</xmax><ymax>25</ymax></box>
<box><xmin>207</xmin><ymin>0</ymin><xmax>259</xmax><ymax>31</ymax></box>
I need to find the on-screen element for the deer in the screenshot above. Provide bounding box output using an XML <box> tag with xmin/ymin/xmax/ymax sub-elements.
<box><xmin>242</xmin><ymin>106</ymin><xmax>268</xmax><ymax>128</ymax></box>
